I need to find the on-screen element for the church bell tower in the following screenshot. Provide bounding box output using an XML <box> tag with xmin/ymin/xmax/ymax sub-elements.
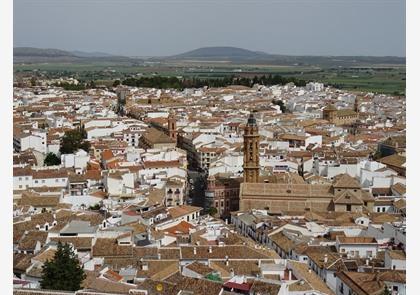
<box><xmin>168</xmin><ymin>112</ymin><xmax>177</xmax><ymax>142</ymax></box>
<box><xmin>243</xmin><ymin>112</ymin><xmax>260</xmax><ymax>183</ymax></box>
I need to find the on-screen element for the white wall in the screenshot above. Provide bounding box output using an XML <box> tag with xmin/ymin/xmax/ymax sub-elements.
<box><xmin>336</xmin><ymin>243</ymin><xmax>377</xmax><ymax>258</ymax></box>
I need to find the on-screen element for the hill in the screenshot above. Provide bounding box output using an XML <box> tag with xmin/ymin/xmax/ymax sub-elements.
<box><xmin>168</xmin><ymin>46</ymin><xmax>405</xmax><ymax>66</ymax></box>
<box><xmin>14</xmin><ymin>47</ymin><xmax>76</xmax><ymax>57</ymax></box>
<box><xmin>13</xmin><ymin>46</ymin><xmax>405</xmax><ymax>67</ymax></box>
<box><xmin>13</xmin><ymin>47</ymin><xmax>136</xmax><ymax>63</ymax></box>
<box><xmin>70</xmin><ymin>50</ymin><xmax>115</xmax><ymax>58</ymax></box>
<box><xmin>172</xmin><ymin>46</ymin><xmax>271</xmax><ymax>60</ymax></box>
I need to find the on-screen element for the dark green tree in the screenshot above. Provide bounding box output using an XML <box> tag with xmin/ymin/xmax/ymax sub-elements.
<box><xmin>382</xmin><ymin>286</ymin><xmax>391</xmax><ymax>295</ymax></box>
<box><xmin>44</xmin><ymin>152</ymin><xmax>61</xmax><ymax>166</ymax></box>
<box><xmin>208</xmin><ymin>207</ymin><xmax>218</xmax><ymax>217</ymax></box>
<box><xmin>59</xmin><ymin>128</ymin><xmax>90</xmax><ymax>154</ymax></box>
<box><xmin>40</xmin><ymin>242</ymin><xmax>86</xmax><ymax>291</ymax></box>
<box><xmin>113</xmin><ymin>80</ymin><xmax>121</xmax><ymax>87</ymax></box>
<box><xmin>87</xmin><ymin>80</ymin><xmax>96</xmax><ymax>89</ymax></box>
<box><xmin>272</xmin><ymin>99</ymin><xmax>287</xmax><ymax>113</ymax></box>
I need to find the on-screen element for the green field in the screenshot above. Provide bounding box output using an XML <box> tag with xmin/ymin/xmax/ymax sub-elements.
<box><xmin>14</xmin><ymin>61</ymin><xmax>405</xmax><ymax>95</ymax></box>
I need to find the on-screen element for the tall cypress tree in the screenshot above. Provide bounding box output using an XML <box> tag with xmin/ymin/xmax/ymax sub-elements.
<box><xmin>40</xmin><ymin>242</ymin><xmax>86</xmax><ymax>291</ymax></box>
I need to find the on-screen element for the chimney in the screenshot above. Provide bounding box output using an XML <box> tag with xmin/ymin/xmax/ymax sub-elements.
<box><xmin>158</xmin><ymin>253</ymin><xmax>161</xmax><ymax>260</ymax></box>
<box><xmin>230</xmin><ymin>268</ymin><xmax>234</xmax><ymax>278</ymax></box>
<box><xmin>193</xmin><ymin>247</ymin><xmax>197</xmax><ymax>255</ymax></box>
<box><xmin>366</xmin><ymin>259</ymin><xmax>369</xmax><ymax>266</ymax></box>
<box><xmin>208</xmin><ymin>246</ymin><xmax>213</xmax><ymax>253</ymax></box>
<box><xmin>324</xmin><ymin>254</ymin><xmax>328</xmax><ymax>264</ymax></box>
<box><xmin>308</xmin><ymin>269</ymin><xmax>312</xmax><ymax>274</ymax></box>
<box><xmin>225</xmin><ymin>255</ymin><xmax>229</xmax><ymax>266</ymax></box>
<box><xmin>289</xmin><ymin>270</ymin><xmax>292</xmax><ymax>281</ymax></box>
<box><xmin>258</xmin><ymin>260</ymin><xmax>261</xmax><ymax>267</ymax></box>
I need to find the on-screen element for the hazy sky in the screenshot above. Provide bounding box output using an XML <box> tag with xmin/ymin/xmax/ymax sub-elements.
<box><xmin>14</xmin><ymin>0</ymin><xmax>406</xmax><ymax>57</ymax></box>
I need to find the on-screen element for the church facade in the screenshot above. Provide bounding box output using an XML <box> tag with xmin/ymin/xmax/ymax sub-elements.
<box><xmin>239</xmin><ymin>112</ymin><xmax>374</xmax><ymax>213</ymax></box>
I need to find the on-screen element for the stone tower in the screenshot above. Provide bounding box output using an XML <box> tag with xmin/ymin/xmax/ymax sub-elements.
<box><xmin>322</xmin><ymin>104</ymin><xmax>337</xmax><ymax>122</ymax></box>
<box><xmin>243</xmin><ymin>112</ymin><xmax>260</xmax><ymax>183</ymax></box>
<box><xmin>354</xmin><ymin>96</ymin><xmax>360</xmax><ymax>113</ymax></box>
<box><xmin>168</xmin><ymin>112</ymin><xmax>177</xmax><ymax>142</ymax></box>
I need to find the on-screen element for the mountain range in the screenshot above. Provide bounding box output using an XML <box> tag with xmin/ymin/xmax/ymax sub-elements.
<box><xmin>13</xmin><ymin>46</ymin><xmax>406</xmax><ymax>66</ymax></box>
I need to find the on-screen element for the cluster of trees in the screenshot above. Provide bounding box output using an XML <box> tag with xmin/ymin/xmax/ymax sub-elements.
<box><xmin>59</xmin><ymin>126</ymin><xmax>90</xmax><ymax>154</ymax></box>
<box><xmin>52</xmin><ymin>82</ymin><xmax>86</xmax><ymax>91</ymax></box>
<box><xmin>252</xmin><ymin>75</ymin><xmax>307</xmax><ymax>87</ymax></box>
<box><xmin>53</xmin><ymin>80</ymin><xmax>96</xmax><ymax>91</ymax></box>
<box><xmin>120</xmin><ymin>74</ymin><xmax>307</xmax><ymax>90</ymax></box>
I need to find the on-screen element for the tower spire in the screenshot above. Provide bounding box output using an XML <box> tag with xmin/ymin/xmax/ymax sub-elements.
<box><xmin>243</xmin><ymin>111</ymin><xmax>260</xmax><ymax>183</ymax></box>
<box><xmin>168</xmin><ymin>111</ymin><xmax>177</xmax><ymax>143</ymax></box>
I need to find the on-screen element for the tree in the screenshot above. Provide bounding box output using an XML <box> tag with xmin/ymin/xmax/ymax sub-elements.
<box><xmin>89</xmin><ymin>203</ymin><xmax>100</xmax><ymax>211</ymax></box>
<box><xmin>272</xmin><ymin>99</ymin><xmax>287</xmax><ymax>113</ymax></box>
<box><xmin>44</xmin><ymin>152</ymin><xmax>61</xmax><ymax>166</ymax></box>
<box><xmin>382</xmin><ymin>286</ymin><xmax>391</xmax><ymax>295</ymax></box>
<box><xmin>113</xmin><ymin>80</ymin><xmax>121</xmax><ymax>87</ymax></box>
<box><xmin>59</xmin><ymin>127</ymin><xmax>90</xmax><ymax>154</ymax></box>
<box><xmin>40</xmin><ymin>242</ymin><xmax>86</xmax><ymax>291</ymax></box>
<box><xmin>208</xmin><ymin>207</ymin><xmax>218</xmax><ymax>217</ymax></box>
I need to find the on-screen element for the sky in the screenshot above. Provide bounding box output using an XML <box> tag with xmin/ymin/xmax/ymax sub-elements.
<box><xmin>13</xmin><ymin>0</ymin><xmax>406</xmax><ymax>57</ymax></box>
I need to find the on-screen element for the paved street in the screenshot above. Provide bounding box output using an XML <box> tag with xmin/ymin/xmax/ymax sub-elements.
<box><xmin>187</xmin><ymin>170</ymin><xmax>207</xmax><ymax>209</ymax></box>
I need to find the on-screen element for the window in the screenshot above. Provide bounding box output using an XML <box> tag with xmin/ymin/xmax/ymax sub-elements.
<box><xmin>35</xmin><ymin>180</ymin><xmax>38</xmax><ymax>184</ymax></box>
<box><xmin>19</xmin><ymin>177</ymin><xmax>22</xmax><ymax>181</ymax></box>
<box><xmin>382</xmin><ymin>207</ymin><xmax>386</xmax><ymax>212</ymax></box>
<box><xmin>367</xmin><ymin>251</ymin><xmax>373</xmax><ymax>257</ymax></box>
<box><xmin>346</xmin><ymin>204</ymin><xmax>351</xmax><ymax>212</ymax></box>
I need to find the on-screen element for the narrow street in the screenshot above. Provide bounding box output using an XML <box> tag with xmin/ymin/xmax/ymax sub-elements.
<box><xmin>186</xmin><ymin>170</ymin><xmax>207</xmax><ymax>209</ymax></box>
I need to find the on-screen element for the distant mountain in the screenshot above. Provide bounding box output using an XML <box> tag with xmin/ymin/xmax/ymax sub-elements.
<box><xmin>14</xmin><ymin>47</ymin><xmax>76</xmax><ymax>57</ymax></box>
<box><xmin>13</xmin><ymin>46</ymin><xmax>405</xmax><ymax>67</ymax></box>
<box><xmin>169</xmin><ymin>46</ymin><xmax>405</xmax><ymax>66</ymax></box>
<box><xmin>13</xmin><ymin>47</ymin><xmax>137</xmax><ymax>63</ymax></box>
<box><xmin>71</xmin><ymin>50</ymin><xmax>115</xmax><ymax>58</ymax></box>
<box><xmin>172</xmin><ymin>46</ymin><xmax>272</xmax><ymax>60</ymax></box>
